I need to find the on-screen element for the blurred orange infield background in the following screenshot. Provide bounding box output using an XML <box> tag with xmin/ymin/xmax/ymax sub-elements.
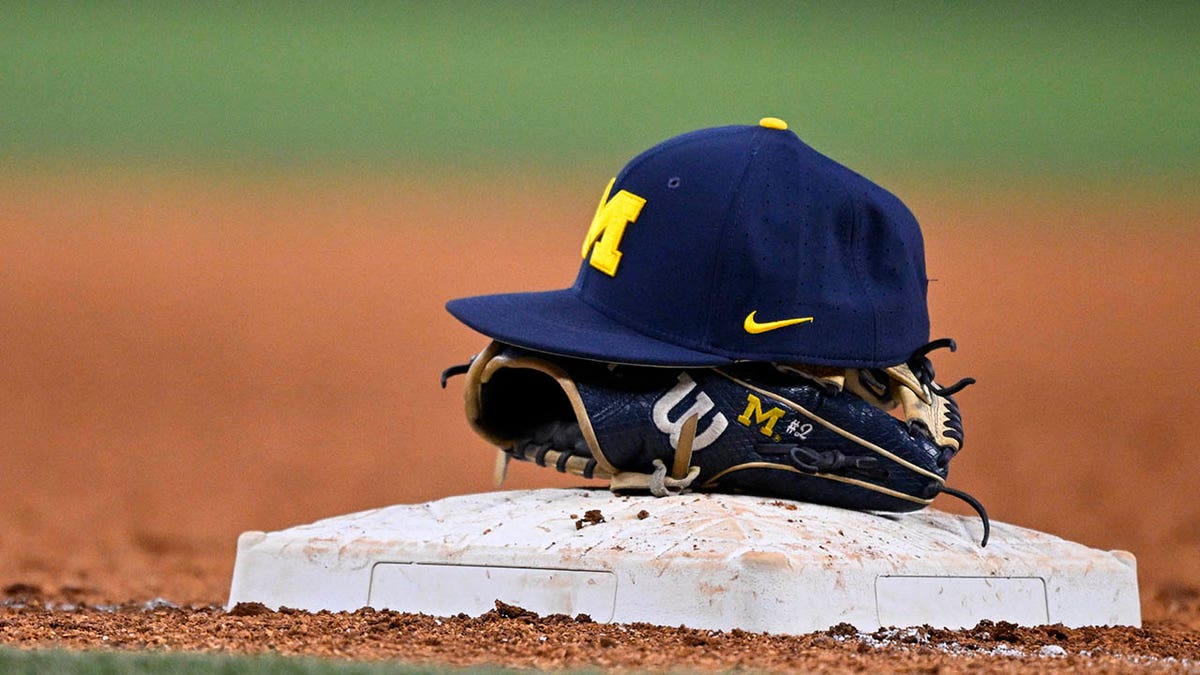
<box><xmin>1</xmin><ymin>173</ymin><xmax>1197</xmax><ymax>613</ymax></box>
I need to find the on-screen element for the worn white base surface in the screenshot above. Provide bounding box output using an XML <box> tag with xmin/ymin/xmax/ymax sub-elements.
<box><xmin>228</xmin><ymin>488</ymin><xmax>1140</xmax><ymax>633</ymax></box>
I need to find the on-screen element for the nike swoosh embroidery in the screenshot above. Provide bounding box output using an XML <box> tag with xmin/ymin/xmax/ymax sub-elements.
<box><xmin>743</xmin><ymin>311</ymin><xmax>814</xmax><ymax>334</ymax></box>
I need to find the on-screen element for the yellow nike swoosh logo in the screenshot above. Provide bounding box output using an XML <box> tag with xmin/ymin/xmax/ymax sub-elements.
<box><xmin>743</xmin><ymin>311</ymin><xmax>814</xmax><ymax>334</ymax></box>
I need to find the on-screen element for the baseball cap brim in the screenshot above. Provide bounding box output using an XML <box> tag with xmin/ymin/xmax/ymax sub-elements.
<box><xmin>445</xmin><ymin>289</ymin><xmax>732</xmax><ymax>367</ymax></box>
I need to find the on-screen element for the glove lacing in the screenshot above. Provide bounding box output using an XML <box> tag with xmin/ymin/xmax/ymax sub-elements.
<box><xmin>777</xmin><ymin>444</ymin><xmax>990</xmax><ymax>547</ymax></box>
<box><xmin>440</xmin><ymin>361</ymin><xmax>471</xmax><ymax>388</ymax></box>
<box><xmin>785</xmin><ymin>446</ymin><xmax>889</xmax><ymax>481</ymax></box>
<box><xmin>907</xmin><ymin>339</ymin><xmax>989</xmax><ymax>545</ymax></box>
<box><xmin>938</xmin><ymin>485</ymin><xmax>991</xmax><ymax>547</ymax></box>
<box><xmin>908</xmin><ymin>337</ymin><xmax>976</xmax><ymax>397</ymax></box>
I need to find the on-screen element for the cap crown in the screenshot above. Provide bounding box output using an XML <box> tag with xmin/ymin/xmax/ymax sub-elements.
<box><xmin>575</xmin><ymin>123</ymin><xmax>929</xmax><ymax>367</ymax></box>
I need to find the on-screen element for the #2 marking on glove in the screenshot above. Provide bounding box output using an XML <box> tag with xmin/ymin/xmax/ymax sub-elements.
<box><xmin>742</xmin><ymin>311</ymin><xmax>814</xmax><ymax>334</ymax></box>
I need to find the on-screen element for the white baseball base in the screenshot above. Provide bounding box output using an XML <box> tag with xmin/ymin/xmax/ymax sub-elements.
<box><xmin>227</xmin><ymin>488</ymin><xmax>1140</xmax><ymax>633</ymax></box>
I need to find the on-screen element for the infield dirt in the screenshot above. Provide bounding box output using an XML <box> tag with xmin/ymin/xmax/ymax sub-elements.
<box><xmin>1</xmin><ymin>174</ymin><xmax>1198</xmax><ymax>670</ymax></box>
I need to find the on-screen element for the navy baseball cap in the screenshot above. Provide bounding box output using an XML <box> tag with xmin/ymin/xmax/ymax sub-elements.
<box><xmin>446</xmin><ymin>118</ymin><xmax>930</xmax><ymax>368</ymax></box>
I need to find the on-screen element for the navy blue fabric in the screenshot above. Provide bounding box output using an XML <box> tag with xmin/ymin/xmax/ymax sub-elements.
<box><xmin>478</xmin><ymin>344</ymin><xmax>947</xmax><ymax>512</ymax></box>
<box><xmin>446</xmin><ymin>289</ymin><xmax>729</xmax><ymax>366</ymax></box>
<box><xmin>446</xmin><ymin>122</ymin><xmax>930</xmax><ymax>368</ymax></box>
<box><xmin>575</xmin><ymin>363</ymin><xmax>944</xmax><ymax>512</ymax></box>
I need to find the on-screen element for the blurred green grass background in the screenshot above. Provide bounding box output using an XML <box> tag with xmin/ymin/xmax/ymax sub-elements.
<box><xmin>2</xmin><ymin>1</ymin><xmax>1197</xmax><ymax>189</ymax></box>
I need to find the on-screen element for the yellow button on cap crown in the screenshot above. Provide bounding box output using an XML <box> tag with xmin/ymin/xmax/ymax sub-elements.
<box><xmin>758</xmin><ymin>117</ymin><xmax>788</xmax><ymax>130</ymax></box>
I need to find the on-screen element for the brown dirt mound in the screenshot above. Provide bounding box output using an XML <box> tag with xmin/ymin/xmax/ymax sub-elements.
<box><xmin>2</xmin><ymin>596</ymin><xmax>1198</xmax><ymax>673</ymax></box>
<box><xmin>1</xmin><ymin>173</ymin><xmax>1198</xmax><ymax>670</ymax></box>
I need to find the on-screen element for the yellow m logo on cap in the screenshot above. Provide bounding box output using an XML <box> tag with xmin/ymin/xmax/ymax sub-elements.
<box><xmin>581</xmin><ymin>178</ymin><xmax>646</xmax><ymax>277</ymax></box>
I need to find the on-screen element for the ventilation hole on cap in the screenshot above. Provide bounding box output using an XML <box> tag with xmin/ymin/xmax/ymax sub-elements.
<box><xmin>667</xmin><ymin>177</ymin><xmax>681</xmax><ymax>189</ymax></box>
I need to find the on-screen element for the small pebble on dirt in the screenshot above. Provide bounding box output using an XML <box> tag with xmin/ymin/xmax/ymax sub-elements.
<box><xmin>227</xmin><ymin>601</ymin><xmax>271</xmax><ymax>617</ymax></box>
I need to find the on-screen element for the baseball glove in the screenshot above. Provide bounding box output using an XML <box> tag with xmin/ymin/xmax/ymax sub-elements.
<box><xmin>442</xmin><ymin>339</ymin><xmax>987</xmax><ymax>545</ymax></box>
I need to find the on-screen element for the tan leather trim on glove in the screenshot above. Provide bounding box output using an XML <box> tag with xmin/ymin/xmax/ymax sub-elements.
<box><xmin>886</xmin><ymin>364</ymin><xmax>961</xmax><ymax>454</ymax></box>
<box><xmin>701</xmin><ymin>462</ymin><xmax>934</xmax><ymax>506</ymax></box>
<box><xmin>463</xmin><ymin>341</ymin><xmax>620</xmax><ymax>476</ymax></box>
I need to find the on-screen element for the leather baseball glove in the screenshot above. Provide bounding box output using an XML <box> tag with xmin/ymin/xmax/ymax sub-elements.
<box><xmin>443</xmin><ymin>339</ymin><xmax>987</xmax><ymax>544</ymax></box>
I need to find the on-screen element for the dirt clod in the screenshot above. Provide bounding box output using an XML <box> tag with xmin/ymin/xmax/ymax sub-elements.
<box><xmin>575</xmin><ymin>509</ymin><xmax>606</xmax><ymax>529</ymax></box>
<box><xmin>491</xmin><ymin>600</ymin><xmax>539</xmax><ymax>620</ymax></box>
<box><xmin>227</xmin><ymin>602</ymin><xmax>271</xmax><ymax>617</ymax></box>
